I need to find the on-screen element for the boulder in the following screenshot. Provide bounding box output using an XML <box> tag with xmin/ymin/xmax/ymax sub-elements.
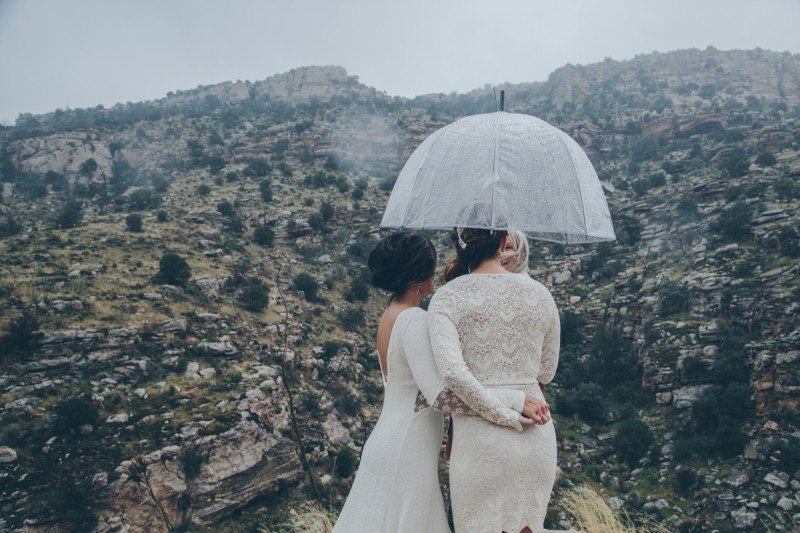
<box><xmin>672</xmin><ymin>385</ymin><xmax>713</xmax><ymax>409</ymax></box>
<box><xmin>731</xmin><ymin>507</ymin><xmax>756</xmax><ymax>529</ymax></box>
<box><xmin>101</xmin><ymin>420</ymin><xmax>302</xmax><ymax>530</ymax></box>
<box><xmin>0</xmin><ymin>446</ymin><xmax>17</xmax><ymax>463</ymax></box>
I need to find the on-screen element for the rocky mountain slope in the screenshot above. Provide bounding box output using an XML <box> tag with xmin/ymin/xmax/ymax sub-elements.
<box><xmin>1</xmin><ymin>46</ymin><xmax>799</xmax><ymax>532</ymax></box>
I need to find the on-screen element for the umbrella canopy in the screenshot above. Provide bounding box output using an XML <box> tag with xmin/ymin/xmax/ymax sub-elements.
<box><xmin>380</xmin><ymin>111</ymin><xmax>615</xmax><ymax>244</ymax></box>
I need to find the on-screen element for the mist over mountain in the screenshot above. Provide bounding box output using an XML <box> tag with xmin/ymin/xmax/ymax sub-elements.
<box><xmin>1</xmin><ymin>46</ymin><xmax>799</xmax><ymax>531</ymax></box>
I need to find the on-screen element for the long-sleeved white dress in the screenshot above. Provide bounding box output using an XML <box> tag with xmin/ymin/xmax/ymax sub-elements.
<box><xmin>333</xmin><ymin>306</ymin><xmax>525</xmax><ymax>533</ymax></box>
<box><xmin>428</xmin><ymin>272</ymin><xmax>561</xmax><ymax>533</ymax></box>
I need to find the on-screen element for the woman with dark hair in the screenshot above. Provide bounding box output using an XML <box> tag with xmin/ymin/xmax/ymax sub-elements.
<box><xmin>429</xmin><ymin>227</ymin><xmax>560</xmax><ymax>533</ymax></box>
<box><xmin>334</xmin><ymin>232</ymin><xmax>548</xmax><ymax>533</ymax></box>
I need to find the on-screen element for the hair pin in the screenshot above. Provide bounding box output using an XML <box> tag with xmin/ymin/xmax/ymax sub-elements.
<box><xmin>456</xmin><ymin>227</ymin><xmax>467</xmax><ymax>249</ymax></box>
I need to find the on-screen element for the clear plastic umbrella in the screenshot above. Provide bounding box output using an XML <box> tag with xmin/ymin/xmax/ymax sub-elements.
<box><xmin>380</xmin><ymin>111</ymin><xmax>615</xmax><ymax>244</ymax></box>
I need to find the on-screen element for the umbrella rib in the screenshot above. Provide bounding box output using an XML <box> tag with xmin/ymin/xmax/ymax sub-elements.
<box><xmin>491</xmin><ymin>112</ymin><xmax>501</xmax><ymax>229</ymax></box>
<box><xmin>401</xmin><ymin>132</ymin><xmax>447</xmax><ymax>228</ymax></box>
<box><xmin>554</xmin><ymin>130</ymin><xmax>589</xmax><ymax>242</ymax></box>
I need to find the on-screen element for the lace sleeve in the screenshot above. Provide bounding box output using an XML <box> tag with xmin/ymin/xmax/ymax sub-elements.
<box><xmin>415</xmin><ymin>388</ymin><xmax>524</xmax><ymax>415</ymax></box>
<box><xmin>538</xmin><ymin>289</ymin><xmax>560</xmax><ymax>385</ymax></box>
<box><xmin>427</xmin><ymin>288</ymin><xmax>524</xmax><ymax>432</ymax></box>
<box><xmin>402</xmin><ymin>309</ymin><xmax>525</xmax><ymax>415</ymax></box>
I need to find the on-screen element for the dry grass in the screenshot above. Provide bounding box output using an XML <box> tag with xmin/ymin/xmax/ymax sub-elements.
<box><xmin>258</xmin><ymin>505</ymin><xmax>336</xmax><ymax>533</ymax></box>
<box><xmin>559</xmin><ymin>485</ymin><xmax>670</xmax><ymax>533</ymax></box>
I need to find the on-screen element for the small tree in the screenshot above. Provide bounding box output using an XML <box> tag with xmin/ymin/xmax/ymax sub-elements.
<box><xmin>657</xmin><ymin>281</ymin><xmax>692</xmax><ymax>317</ymax></box>
<box><xmin>253</xmin><ymin>226</ymin><xmax>275</xmax><ymax>247</ymax></box>
<box><xmin>293</xmin><ymin>272</ymin><xmax>319</xmax><ymax>301</ymax></box>
<box><xmin>308</xmin><ymin>212</ymin><xmax>325</xmax><ymax>232</ymax></box>
<box><xmin>125</xmin><ymin>213</ymin><xmax>143</xmax><ymax>232</ymax></box>
<box><xmin>714</xmin><ymin>202</ymin><xmax>752</xmax><ymax>241</ymax></box>
<box><xmin>196</xmin><ymin>184</ymin><xmax>211</xmax><ymax>196</ymax></box>
<box><xmin>338</xmin><ymin>307</ymin><xmax>365</xmax><ymax>332</ymax></box>
<box><xmin>614</xmin><ymin>418</ymin><xmax>654</xmax><ymax>466</ymax></box>
<box><xmin>156</xmin><ymin>210</ymin><xmax>168</xmax><ymax>222</ymax></box>
<box><xmin>53</xmin><ymin>396</ymin><xmax>99</xmax><ymax>434</ymax></box>
<box><xmin>755</xmin><ymin>152</ymin><xmax>777</xmax><ymax>167</ymax></box>
<box><xmin>217</xmin><ymin>200</ymin><xmax>235</xmax><ymax>218</ymax></box>
<box><xmin>80</xmin><ymin>158</ymin><xmax>98</xmax><ymax>177</ymax></box>
<box><xmin>335</xmin><ymin>447</ymin><xmax>356</xmax><ymax>478</ymax></box>
<box><xmin>0</xmin><ymin>312</ymin><xmax>41</xmax><ymax>358</ymax></box>
<box><xmin>345</xmin><ymin>278</ymin><xmax>369</xmax><ymax>302</ymax></box>
<box><xmin>238</xmin><ymin>281</ymin><xmax>269</xmax><ymax>312</ymax></box>
<box><xmin>156</xmin><ymin>252</ymin><xmax>191</xmax><ymax>285</ymax></box>
<box><xmin>320</xmin><ymin>201</ymin><xmax>334</xmax><ymax>221</ymax></box>
<box><xmin>259</xmin><ymin>179</ymin><xmax>273</xmax><ymax>202</ymax></box>
<box><xmin>56</xmin><ymin>199</ymin><xmax>83</xmax><ymax>229</ymax></box>
<box><xmin>128</xmin><ymin>188</ymin><xmax>161</xmax><ymax>211</ymax></box>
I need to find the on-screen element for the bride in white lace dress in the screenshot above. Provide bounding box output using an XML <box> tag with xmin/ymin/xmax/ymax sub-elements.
<box><xmin>334</xmin><ymin>232</ymin><xmax>549</xmax><ymax>533</ymax></box>
<box><xmin>429</xmin><ymin>227</ymin><xmax>561</xmax><ymax>533</ymax></box>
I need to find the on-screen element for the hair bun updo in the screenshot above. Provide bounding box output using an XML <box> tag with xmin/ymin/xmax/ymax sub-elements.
<box><xmin>367</xmin><ymin>232</ymin><xmax>437</xmax><ymax>299</ymax></box>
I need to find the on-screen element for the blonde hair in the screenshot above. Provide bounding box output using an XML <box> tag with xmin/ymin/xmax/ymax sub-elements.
<box><xmin>500</xmin><ymin>230</ymin><xmax>530</xmax><ymax>274</ymax></box>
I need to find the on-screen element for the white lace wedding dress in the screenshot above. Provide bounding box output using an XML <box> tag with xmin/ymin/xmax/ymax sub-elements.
<box><xmin>333</xmin><ymin>306</ymin><xmax>525</xmax><ymax>532</ymax></box>
<box><xmin>428</xmin><ymin>272</ymin><xmax>561</xmax><ymax>533</ymax></box>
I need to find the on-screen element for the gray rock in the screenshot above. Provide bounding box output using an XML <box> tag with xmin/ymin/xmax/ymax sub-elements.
<box><xmin>764</xmin><ymin>471</ymin><xmax>789</xmax><ymax>489</ymax></box>
<box><xmin>777</xmin><ymin>496</ymin><xmax>794</xmax><ymax>511</ymax></box>
<box><xmin>0</xmin><ymin>446</ymin><xmax>17</xmax><ymax>463</ymax></box>
<box><xmin>724</xmin><ymin>469</ymin><xmax>750</xmax><ymax>488</ymax></box>
<box><xmin>672</xmin><ymin>385</ymin><xmax>713</xmax><ymax>409</ymax></box>
<box><xmin>731</xmin><ymin>507</ymin><xmax>756</xmax><ymax>529</ymax></box>
<box><xmin>776</xmin><ymin>351</ymin><xmax>799</xmax><ymax>365</ymax></box>
<box><xmin>106</xmin><ymin>413</ymin><xmax>130</xmax><ymax>424</ymax></box>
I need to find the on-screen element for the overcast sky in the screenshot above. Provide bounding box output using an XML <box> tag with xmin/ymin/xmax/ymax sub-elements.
<box><xmin>1</xmin><ymin>0</ymin><xmax>799</xmax><ymax>124</ymax></box>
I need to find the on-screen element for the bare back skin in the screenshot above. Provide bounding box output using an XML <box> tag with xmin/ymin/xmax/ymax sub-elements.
<box><xmin>376</xmin><ymin>303</ymin><xmax>413</xmax><ymax>382</ymax></box>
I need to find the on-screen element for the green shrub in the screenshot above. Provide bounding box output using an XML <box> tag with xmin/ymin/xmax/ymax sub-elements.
<box><xmin>125</xmin><ymin>213</ymin><xmax>143</xmax><ymax>232</ymax></box>
<box><xmin>335</xmin><ymin>447</ymin><xmax>356</xmax><ymax>478</ymax></box>
<box><xmin>156</xmin><ymin>210</ymin><xmax>168</xmax><ymax>222</ymax></box>
<box><xmin>253</xmin><ymin>226</ymin><xmax>275</xmax><ymax>247</ymax></box>
<box><xmin>560</xmin><ymin>310</ymin><xmax>584</xmax><ymax>347</ymax></box>
<box><xmin>293</xmin><ymin>272</ymin><xmax>319</xmax><ymax>301</ymax></box>
<box><xmin>0</xmin><ymin>312</ymin><xmax>41</xmax><ymax>357</ymax></box>
<box><xmin>182</xmin><ymin>449</ymin><xmax>205</xmax><ymax>480</ymax></box>
<box><xmin>713</xmin><ymin>202</ymin><xmax>752</xmax><ymax>241</ymax></box>
<box><xmin>558</xmin><ymin>382</ymin><xmax>606</xmax><ymax>423</ymax></box>
<box><xmin>196</xmin><ymin>184</ymin><xmax>211</xmax><ymax>196</ymax></box>
<box><xmin>338</xmin><ymin>307</ymin><xmax>365</xmax><ymax>332</ymax></box>
<box><xmin>585</xmin><ymin>329</ymin><xmax>638</xmax><ymax>387</ymax></box>
<box><xmin>321</xmin><ymin>340</ymin><xmax>342</xmax><ymax>360</ymax></box>
<box><xmin>217</xmin><ymin>200</ymin><xmax>235</xmax><ymax>218</ymax></box>
<box><xmin>259</xmin><ymin>179</ymin><xmax>273</xmax><ymax>202</ymax></box>
<box><xmin>647</xmin><ymin>172</ymin><xmax>666</xmax><ymax>187</ymax></box>
<box><xmin>128</xmin><ymin>188</ymin><xmax>161</xmax><ymax>211</ymax></box>
<box><xmin>345</xmin><ymin>278</ymin><xmax>370</xmax><ymax>302</ymax></box>
<box><xmin>308</xmin><ymin>212</ymin><xmax>325</xmax><ymax>232</ymax></box>
<box><xmin>244</xmin><ymin>158</ymin><xmax>271</xmax><ymax>177</ymax></box>
<box><xmin>0</xmin><ymin>215</ymin><xmax>22</xmax><ymax>238</ymax></box>
<box><xmin>755</xmin><ymin>152</ymin><xmax>777</xmax><ymax>167</ymax></box>
<box><xmin>720</xmin><ymin>148</ymin><xmax>749</xmax><ymax>178</ymax></box>
<box><xmin>613</xmin><ymin>418</ymin><xmax>653</xmax><ymax>466</ymax></box>
<box><xmin>657</xmin><ymin>281</ymin><xmax>691</xmax><ymax>317</ymax></box>
<box><xmin>156</xmin><ymin>252</ymin><xmax>191</xmax><ymax>285</ymax></box>
<box><xmin>676</xmin><ymin>197</ymin><xmax>699</xmax><ymax>218</ymax></box>
<box><xmin>320</xmin><ymin>201</ymin><xmax>334</xmax><ymax>221</ymax></box>
<box><xmin>238</xmin><ymin>281</ymin><xmax>269</xmax><ymax>312</ymax></box>
<box><xmin>777</xmin><ymin>226</ymin><xmax>800</xmax><ymax>258</ymax></box>
<box><xmin>616</xmin><ymin>214</ymin><xmax>642</xmax><ymax>246</ymax></box>
<box><xmin>775</xmin><ymin>436</ymin><xmax>800</xmax><ymax>473</ymax></box>
<box><xmin>53</xmin><ymin>396</ymin><xmax>99</xmax><ymax>434</ymax></box>
<box><xmin>56</xmin><ymin>199</ymin><xmax>83</xmax><ymax>228</ymax></box>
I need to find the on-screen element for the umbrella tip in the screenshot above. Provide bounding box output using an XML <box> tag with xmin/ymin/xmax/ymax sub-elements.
<box><xmin>500</xmin><ymin>90</ymin><xmax>505</xmax><ymax>112</ymax></box>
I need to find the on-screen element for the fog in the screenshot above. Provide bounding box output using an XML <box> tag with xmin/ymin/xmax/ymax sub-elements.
<box><xmin>1</xmin><ymin>0</ymin><xmax>798</xmax><ymax>124</ymax></box>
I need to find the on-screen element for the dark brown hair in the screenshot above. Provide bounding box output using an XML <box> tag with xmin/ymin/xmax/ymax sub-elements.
<box><xmin>441</xmin><ymin>227</ymin><xmax>507</xmax><ymax>282</ymax></box>
<box><xmin>368</xmin><ymin>232</ymin><xmax>437</xmax><ymax>299</ymax></box>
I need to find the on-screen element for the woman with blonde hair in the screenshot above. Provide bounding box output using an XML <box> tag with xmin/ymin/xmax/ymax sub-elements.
<box><xmin>429</xmin><ymin>225</ymin><xmax>560</xmax><ymax>533</ymax></box>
